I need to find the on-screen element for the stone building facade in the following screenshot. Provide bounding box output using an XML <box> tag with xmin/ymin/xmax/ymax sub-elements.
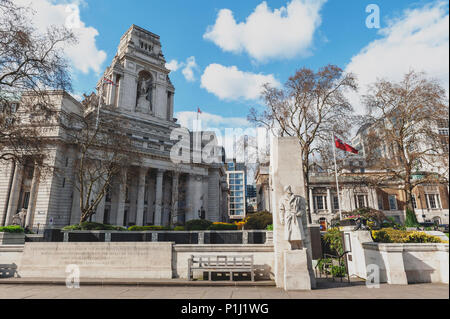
<box><xmin>0</xmin><ymin>25</ymin><xmax>229</xmax><ymax>230</ymax></box>
<box><xmin>255</xmin><ymin>165</ymin><xmax>449</xmax><ymax>229</ymax></box>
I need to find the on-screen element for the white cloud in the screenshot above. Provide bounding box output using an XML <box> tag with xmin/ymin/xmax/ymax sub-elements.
<box><xmin>14</xmin><ymin>0</ymin><xmax>107</xmax><ymax>74</ymax></box>
<box><xmin>346</xmin><ymin>1</ymin><xmax>449</xmax><ymax>114</ymax></box>
<box><xmin>200</xmin><ymin>64</ymin><xmax>280</xmax><ymax>101</ymax></box>
<box><xmin>175</xmin><ymin>111</ymin><xmax>251</xmax><ymax>130</ymax></box>
<box><xmin>181</xmin><ymin>56</ymin><xmax>198</xmax><ymax>82</ymax></box>
<box><xmin>203</xmin><ymin>0</ymin><xmax>326</xmax><ymax>62</ymax></box>
<box><xmin>166</xmin><ymin>56</ymin><xmax>198</xmax><ymax>82</ymax></box>
<box><xmin>166</xmin><ymin>59</ymin><xmax>182</xmax><ymax>71</ymax></box>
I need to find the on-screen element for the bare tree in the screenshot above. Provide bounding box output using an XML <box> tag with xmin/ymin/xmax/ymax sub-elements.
<box><xmin>0</xmin><ymin>0</ymin><xmax>76</xmax><ymax>165</ymax></box>
<box><xmin>361</xmin><ymin>70</ymin><xmax>449</xmax><ymax>213</ymax></box>
<box><xmin>67</xmin><ymin>103</ymin><xmax>141</xmax><ymax>224</ymax></box>
<box><xmin>248</xmin><ymin>65</ymin><xmax>358</xmax><ymax>222</ymax></box>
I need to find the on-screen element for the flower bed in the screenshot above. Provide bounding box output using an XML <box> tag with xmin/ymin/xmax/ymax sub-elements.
<box><xmin>371</xmin><ymin>228</ymin><xmax>446</xmax><ymax>243</ymax></box>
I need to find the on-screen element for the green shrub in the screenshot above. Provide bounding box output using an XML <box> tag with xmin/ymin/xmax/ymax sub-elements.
<box><xmin>245</xmin><ymin>211</ymin><xmax>272</xmax><ymax>230</ymax></box>
<box><xmin>316</xmin><ymin>258</ymin><xmax>332</xmax><ymax>274</ymax></box>
<box><xmin>185</xmin><ymin>219</ymin><xmax>212</xmax><ymax>231</ymax></box>
<box><xmin>331</xmin><ymin>264</ymin><xmax>347</xmax><ymax>277</ymax></box>
<box><xmin>174</xmin><ymin>226</ymin><xmax>185</xmax><ymax>231</ymax></box>
<box><xmin>208</xmin><ymin>223</ymin><xmax>238</xmax><ymax>230</ymax></box>
<box><xmin>62</xmin><ymin>222</ymin><xmax>126</xmax><ymax>231</ymax></box>
<box><xmin>0</xmin><ymin>225</ymin><xmax>24</xmax><ymax>233</ymax></box>
<box><xmin>323</xmin><ymin>228</ymin><xmax>344</xmax><ymax>255</ymax></box>
<box><xmin>128</xmin><ymin>225</ymin><xmax>171</xmax><ymax>231</ymax></box>
<box><xmin>405</xmin><ymin>208</ymin><xmax>420</xmax><ymax>228</ymax></box>
<box><xmin>266</xmin><ymin>224</ymin><xmax>273</xmax><ymax>231</ymax></box>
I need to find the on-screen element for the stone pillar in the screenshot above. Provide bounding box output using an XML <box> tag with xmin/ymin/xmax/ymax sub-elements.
<box><xmin>327</xmin><ymin>188</ymin><xmax>333</xmax><ymax>214</ymax></box>
<box><xmin>116</xmin><ymin>168</ymin><xmax>127</xmax><ymax>226</ymax></box>
<box><xmin>5</xmin><ymin>162</ymin><xmax>23</xmax><ymax>226</ymax></box>
<box><xmin>25</xmin><ymin>164</ymin><xmax>40</xmax><ymax>228</ymax></box>
<box><xmin>309</xmin><ymin>187</ymin><xmax>314</xmax><ymax>215</ymax></box>
<box><xmin>96</xmin><ymin>194</ymin><xmax>106</xmax><ymax>224</ymax></box>
<box><xmin>270</xmin><ymin>137</ymin><xmax>316</xmax><ymax>290</ymax></box>
<box><xmin>154</xmin><ymin>169</ymin><xmax>164</xmax><ymax>226</ymax></box>
<box><xmin>171</xmin><ymin>172</ymin><xmax>179</xmax><ymax>225</ymax></box>
<box><xmin>136</xmin><ymin>167</ymin><xmax>147</xmax><ymax>226</ymax></box>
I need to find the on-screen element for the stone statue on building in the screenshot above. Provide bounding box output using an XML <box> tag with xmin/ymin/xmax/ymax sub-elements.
<box><xmin>279</xmin><ymin>185</ymin><xmax>305</xmax><ymax>250</ymax></box>
<box><xmin>11</xmin><ymin>208</ymin><xmax>27</xmax><ymax>227</ymax></box>
<box><xmin>136</xmin><ymin>76</ymin><xmax>152</xmax><ymax>113</ymax></box>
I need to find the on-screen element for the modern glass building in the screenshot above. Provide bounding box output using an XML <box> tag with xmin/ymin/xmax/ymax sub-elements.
<box><xmin>226</xmin><ymin>161</ymin><xmax>247</xmax><ymax>220</ymax></box>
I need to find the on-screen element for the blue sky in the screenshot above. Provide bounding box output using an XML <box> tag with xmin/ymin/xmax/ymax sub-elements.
<box><xmin>15</xmin><ymin>0</ymin><xmax>450</xmax><ymax>130</ymax></box>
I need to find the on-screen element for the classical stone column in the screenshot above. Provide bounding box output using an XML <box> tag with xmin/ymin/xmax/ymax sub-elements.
<box><xmin>96</xmin><ymin>192</ymin><xmax>106</xmax><ymax>224</ymax></box>
<box><xmin>154</xmin><ymin>169</ymin><xmax>164</xmax><ymax>226</ymax></box>
<box><xmin>309</xmin><ymin>187</ymin><xmax>314</xmax><ymax>215</ymax></box>
<box><xmin>5</xmin><ymin>162</ymin><xmax>23</xmax><ymax>226</ymax></box>
<box><xmin>115</xmin><ymin>168</ymin><xmax>127</xmax><ymax>226</ymax></box>
<box><xmin>171</xmin><ymin>172</ymin><xmax>179</xmax><ymax>225</ymax></box>
<box><xmin>135</xmin><ymin>167</ymin><xmax>147</xmax><ymax>226</ymax></box>
<box><xmin>25</xmin><ymin>163</ymin><xmax>40</xmax><ymax>228</ymax></box>
<box><xmin>326</xmin><ymin>188</ymin><xmax>333</xmax><ymax>214</ymax></box>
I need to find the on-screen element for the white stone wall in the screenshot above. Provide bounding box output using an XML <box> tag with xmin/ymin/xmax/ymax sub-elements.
<box><xmin>363</xmin><ymin>242</ymin><xmax>449</xmax><ymax>284</ymax></box>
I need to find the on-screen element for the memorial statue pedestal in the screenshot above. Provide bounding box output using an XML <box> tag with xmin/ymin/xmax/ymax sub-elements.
<box><xmin>283</xmin><ymin>249</ymin><xmax>315</xmax><ymax>290</ymax></box>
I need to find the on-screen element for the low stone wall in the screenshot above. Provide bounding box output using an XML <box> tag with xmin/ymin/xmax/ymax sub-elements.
<box><xmin>0</xmin><ymin>233</ymin><xmax>25</xmax><ymax>245</ymax></box>
<box><xmin>0</xmin><ymin>245</ymin><xmax>23</xmax><ymax>278</ymax></box>
<box><xmin>0</xmin><ymin>242</ymin><xmax>275</xmax><ymax>280</ymax></box>
<box><xmin>173</xmin><ymin>244</ymin><xmax>274</xmax><ymax>280</ymax></box>
<box><xmin>17</xmin><ymin>242</ymin><xmax>174</xmax><ymax>279</ymax></box>
<box><xmin>362</xmin><ymin>242</ymin><xmax>449</xmax><ymax>284</ymax></box>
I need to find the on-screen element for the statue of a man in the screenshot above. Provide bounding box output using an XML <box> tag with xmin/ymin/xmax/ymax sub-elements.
<box><xmin>136</xmin><ymin>77</ymin><xmax>152</xmax><ymax>112</ymax></box>
<box><xmin>279</xmin><ymin>185</ymin><xmax>305</xmax><ymax>250</ymax></box>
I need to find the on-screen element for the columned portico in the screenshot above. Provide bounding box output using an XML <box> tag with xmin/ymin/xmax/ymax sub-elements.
<box><xmin>25</xmin><ymin>163</ymin><xmax>40</xmax><ymax>228</ymax></box>
<box><xmin>309</xmin><ymin>187</ymin><xmax>314</xmax><ymax>215</ymax></box>
<box><xmin>116</xmin><ymin>168</ymin><xmax>127</xmax><ymax>226</ymax></box>
<box><xmin>326</xmin><ymin>188</ymin><xmax>333</xmax><ymax>214</ymax></box>
<box><xmin>5</xmin><ymin>162</ymin><xmax>23</xmax><ymax>225</ymax></box>
<box><xmin>171</xmin><ymin>172</ymin><xmax>179</xmax><ymax>225</ymax></box>
<box><xmin>154</xmin><ymin>169</ymin><xmax>165</xmax><ymax>226</ymax></box>
<box><xmin>136</xmin><ymin>167</ymin><xmax>147</xmax><ymax>226</ymax></box>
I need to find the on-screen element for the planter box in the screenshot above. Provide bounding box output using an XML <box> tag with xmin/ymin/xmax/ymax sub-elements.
<box><xmin>0</xmin><ymin>232</ymin><xmax>25</xmax><ymax>245</ymax></box>
<box><xmin>362</xmin><ymin>242</ymin><xmax>449</xmax><ymax>284</ymax></box>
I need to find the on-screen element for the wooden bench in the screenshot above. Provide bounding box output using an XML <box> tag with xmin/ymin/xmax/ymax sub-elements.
<box><xmin>188</xmin><ymin>255</ymin><xmax>255</xmax><ymax>281</ymax></box>
<box><xmin>0</xmin><ymin>263</ymin><xmax>18</xmax><ymax>278</ymax></box>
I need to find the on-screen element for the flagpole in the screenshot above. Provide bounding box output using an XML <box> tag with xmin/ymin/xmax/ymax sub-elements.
<box><xmin>332</xmin><ymin>132</ymin><xmax>343</xmax><ymax>221</ymax></box>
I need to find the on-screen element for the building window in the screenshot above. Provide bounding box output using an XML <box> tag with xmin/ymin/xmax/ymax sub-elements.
<box><xmin>411</xmin><ymin>194</ymin><xmax>417</xmax><ymax>209</ymax></box>
<box><xmin>378</xmin><ymin>196</ymin><xmax>383</xmax><ymax>210</ymax></box>
<box><xmin>313</xmin><ymin>195</ymin><xmax>327</xmax><ymax>211</ymax></box>
<box><xmin>354</xmin><ymin>194</ymin><xmax>368</xmax><ymax>208</ymax></box>
<box><xmin>426</xmin><ymin>194</ymin><xmax>441</xmax><ymax>209</ymax></box>
<box><xmin>333</xmin><ymin>196</ymin><xmax>339</xmax><ymax>210</ymax></box>
<box><xmin>388</xmin><ymin>195</ymin><xmax>398</xmax><ymax>210</ymax></box>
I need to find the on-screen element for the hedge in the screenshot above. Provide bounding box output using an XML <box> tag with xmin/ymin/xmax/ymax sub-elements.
<box><xmin>185</xmin><ymin>219</ymin><xmax>212</xmax><ymax>231</ymax></box>
<box><xmin>0</xmin><ymin>225</ymin><xmax>24</xmax><ymax>233</ymax></box>
<box><xmin>128</xmin><ymin>225</ymin><xmax>171</xmax><ymax>231</ymax></box>
<box><xmin>62</xmin><ymin>222</ymin><xmax>126</xmax><ymax>231</ymax></box>
<box><xmin>245</xmin><ymin>211</ymin><xmax>272</xmax><ymax>230</ymax></box>
<box><xmin>208</xmin><ymin>222</ymin><xmax>238</xmax><ymax>230</ymax></box>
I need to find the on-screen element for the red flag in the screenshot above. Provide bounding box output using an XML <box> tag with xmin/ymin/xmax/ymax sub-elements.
<box><xmin>103</xmin><ymin>77</ymin><xmax>115</xmax><ymax>86</ymax></box>
<box><xmin>335</xmin><ymin>136</ymin><xmax>358</xmax><ymax>154</ymax></box>
<box><xmin>197</xmin><ymin>107</ymin><xmax>202</xmax><ymax>114</ymax></box>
